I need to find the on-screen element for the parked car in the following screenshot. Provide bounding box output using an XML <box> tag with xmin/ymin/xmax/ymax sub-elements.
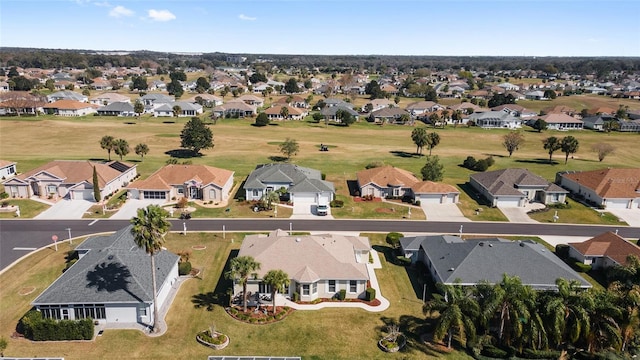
<box><xmin>317</xmin><ymin>204</ymin><xmax>328</xmax><ymax>216</ymax></box>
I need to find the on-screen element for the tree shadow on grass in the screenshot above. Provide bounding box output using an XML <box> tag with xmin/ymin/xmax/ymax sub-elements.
<box><xmin>164</xmin><ymin>149</ymin><xmax>201</xmax><ymax>158</ymax></box>
<box><xmin>268</xmin><ymin>156</ymin><xmax>288</xmax><ymax>162</ymax></box>
<box><xmin>515</xmin><ymin>158</ymin><xmax>558</xmax><ymax>165</ymax></box>
<box><xmin>390</xmin><ymin>150</ymin><xmax>420</xmax><ymax>158</ymax></box>
<box><xmin>191</xmin><ymin>249</ymin><xmax>238</xmax><ymax>311</ymax></box>
<box><xmin>377</xmin><ymin>315</ymin><xmax>444</xmax><ymax>357</ymax></box>
<box><xmin>458</xmin><ymin>182</ymin><xmax>492</xmax><ymax>207</ymax></box>
<box><xmin>483</xmin><ymin>153</ymin><xmax>507</xmax><ymax>158</ymax></box>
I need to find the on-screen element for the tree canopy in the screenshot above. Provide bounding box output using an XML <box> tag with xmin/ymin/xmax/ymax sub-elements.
<box><xmin>279</xmin><ymin>138</ymin><xmax>299</xmax><ymax>160</ymax></box>
<box><xmin>502</xmin><ymin>131</ymin><xmax>525</xmax><ymax>157</ymax></box>
<box><xmin>180</xmin><ymin>117</ymin><xmax>214</xmax><ymax>155</ymax></box>
<box><xmin>420</xmin><ymin>155</ymin><xmax>444</xmax><ymax>181</ymax></box>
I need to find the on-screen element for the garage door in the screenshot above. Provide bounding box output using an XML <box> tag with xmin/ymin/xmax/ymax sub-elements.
<box><xmin>73</xmin><ymin>189</ymin><xmax>95</xmax><ymax>201</ymax></box>
<box><xmin>419</xmin><ymin>194</ymin><xmax>442</xmax><ymax>204</ymax></box>
<box><xmin>496</xmin><ymin>198</ymin><xmax>521</xmax><ymax>208</ymax></box>
<box><xmin>293</xmin><ymin>193</ymin><xmax>316</xmax><ymax>215</ymax></box>
<box><xmin>606</xmin><ymin>199</ymin><xmax>630</xmax><ymax>209</ymax></box>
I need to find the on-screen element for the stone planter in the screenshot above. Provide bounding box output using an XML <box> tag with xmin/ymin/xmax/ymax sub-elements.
<box><xmin>196</xmin><ymin>330</ymin><xmax>229</xmax><ymax>350</ymax></box>
<box><xmin>378</xmin><ymin>334</ymin><xmax>406</xmax><ymax>353</ymax></box>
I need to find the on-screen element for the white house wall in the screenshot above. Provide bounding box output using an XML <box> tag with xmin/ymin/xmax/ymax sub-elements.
<box><xmin>105</xmin><ymin>303</ymin><xmax>138</xmax><ymax>323</ymax></box>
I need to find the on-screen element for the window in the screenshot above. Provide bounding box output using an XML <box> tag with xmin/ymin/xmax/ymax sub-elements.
<box><xmin>72</xmin><ymin>304</ymin><xmax>106</xmax><ymax>320</ymax></box>
<box><xmin>47</xmin><ymin>185</ymin><xmax>57</xmax><ymax>194</ymax></box>
<box><xmin>143</xmin><ymin>191</ymin><xmax>166</xmax><ymax>199</ymax></box>
<box><xmin>177</xmin><ymin>187</ymin><xmax>184</xmax><ymax>194</ymax></box>
<box><xmin>393</xmin><ymin>187</ymin><xmax>400</xmax><ymax>197</ymax></box>
<box><xmin>302</xmin><ymin>284</ymin><xmax>310</xmax><ymax>296</ymax></box>
<box><xmin>252</xmin><ymin>189</ymin><xmax>259</xmax><ymax>197</ymax></box>
<box><xmin>312</xmin><ymin>282</ymin><xmax>317</xmax><ymax>294</ymax></box>
<box><xmin>349</xmin><ymin>280</ymin><xmax>357</xmax><ymax>293</ymax></box>
<box><xmin>328</xmin><ymin>280</ymin><xmax>336</xmax><ymax>292</ymax></box>
<box><xmin>259</xmin><ymin>282</ymin><xmax>271</xmax><ymax>294</ymax></box>
<box><xmin>209</xmin><ymin>189</ymin><xmax>217</xmax><ymax>200</ymax></box>
<box><xmin>139</xmin><ymin>306</ymin><xmax>147</xmax><ymax>317</ymax></box>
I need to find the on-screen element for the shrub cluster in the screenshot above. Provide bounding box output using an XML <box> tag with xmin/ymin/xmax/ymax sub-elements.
<box><xmin>395</xmin><ymin>256</ymin><xmax>411</xmax><ymax>266</ymax></box>
<box><xmin>572</xmin><ymin>261</ymin><xmax>592</xmax><ymax>273</ymax></box>
<box><xmin>178</xmin><ymin>261</ymin><xmax>192</xmax><ymax>276</ymax></box>
<box><xmin>19</xmin><ymin>310</ymin><xmax>93</xmax><ymax>341</ymax></box>
<box><xmin>337</xmin><ymin>289</ymin><xmax>346</xmax><ymax>301</ymax></box>
<box><xmin>385</xmin><ymin>232</ymin><xmax>404</xmax><ymax>249</ymax></box>
<box><xmin>365</xmin><ymin>287</ymin><xmax>376</xmax><ymax>301</ymax></box>
<box><xmin>462</xmin><ymin>155</ymin><xmax>495</xmax><ymax>172</ymax></box>
<box><xmin>330</xmin><ymin>200</ymin><xmax>344</xmax><ymax>208</ymax></box>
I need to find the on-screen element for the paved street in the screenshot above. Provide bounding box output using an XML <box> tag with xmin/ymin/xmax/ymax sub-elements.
<box><xmin>34</xmin><ymin>199</ymin><xmax>94</xmax><ymax>219</ymax></box>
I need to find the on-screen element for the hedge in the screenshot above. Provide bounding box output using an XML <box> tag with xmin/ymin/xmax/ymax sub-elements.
<box><xmin>555</xmin><ymin>244</ymin><xmax>570</xmax><ymax>259</ymax></box>
<box><xmin>19</xmin><ymin>310</ymin><xmax>94</xmax><ymax>341</ymax></box>
<box><xmin>178</xmin><ymin>261</ymin><xmax>192</xmax><ymax>275</ymax></box>
<box><xmin>572</xmin><ymin>261</ymin><xmax>592</xmax><ymax>273</ymax></box>
<box><xmin>520</xmin><ymin>349</ymin><xmax>562</xmax><ymax>359</ymax></box>
<box><xmin>337</xmin><ymin>289</ymin><xmax>346</xmax><ymax>301</ymax></box>
<box><xmin>386</xmin><ymin>232</ymin><xmax>404</xmax><ymax>249</ymax></box>
<box><xmin>481</xmin><ymin>345</ymin><xmax>508</xmax><ymax>359</ymax></box>
<box><xmin>330</xmin><ymin>200</ymin><xmax>344</xmax><ymax>208</ymax></box>
<box><xmin>365</xmin><ymin>287</ymin><xmax>376</xmax><ymax>301</ymax></box>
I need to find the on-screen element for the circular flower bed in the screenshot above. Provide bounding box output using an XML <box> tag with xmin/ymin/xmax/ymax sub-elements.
<box><xmin>191</xmin><ymin>245</ymin><xmax>206</xmax><ymax>250</ymax></box>
<box><xmin>18</xmin><ymin>286</ymin><xmax>36</xmax><ymax>296</ymax></box>
<box><xmin>196</xmin><ymin>330</ymin><xmax>229</xmax><ymax>350</ymax></box>
<box><xmin>378</xmin><ymin>334</ymin><xmax>406</xmax><ymax>353</ymax></box>
<box><xmin>226</xmin><ymin>305</ymin><xmax>294</xmax><ymax>324</ymax></box>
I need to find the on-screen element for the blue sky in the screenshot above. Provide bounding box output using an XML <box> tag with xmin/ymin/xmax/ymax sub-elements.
<box><xmin>1</xmin><ymin>0</ymin><xmax>639</xmax><ymax>56</ymax></box>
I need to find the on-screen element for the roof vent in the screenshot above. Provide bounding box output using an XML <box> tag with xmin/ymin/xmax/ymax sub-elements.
<box><xmin>519</xmin><ymin>242</ymin><xmax>525</xmax><ymax>247</ymax></box>
<box><xmin>488</xmin><ymin>244</ymin><xmax>493</xmax><ymax>247</ymax></box>
<box><xmin>479</xmin><ymin>242</ymin><xmax>484</xmax><ymax>246</ymax></box>
<box><xmin>448</xmin><ymin>267</ymin><xmax>455</xmax><ymax>271</ymax></box>
<box><xmin>295</xmin><ymin>237</ymin><xmax>301</xmax><ymax>243</ymax></box>
<box><xmin>107</xmin><ymin>255</ymin><xmax>114</xmax><ymax>260</ymax></box>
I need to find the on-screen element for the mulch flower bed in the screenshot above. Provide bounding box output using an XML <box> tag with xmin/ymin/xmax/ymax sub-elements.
<box><xmin>226</xmin><ymin>305</ymin><xmax>294</xmax><ymax>324</ymax></box>
<box><xmin>375</xmin><ymin>208</ymin><xmax>396</xmax><ymax>214</ymax></box>
<box><xmin>191</xmin><ymin>245</ymin><xmax>206</xmax><ymax>250</ymax></box>
<box><xmin>296</xmin><ymin>298</ymin><xmax>382</xmax><ymax>307</ymax></box>
<box><xmin>18</xmin><ymin>286</ymin><xmax>36</xmax><ymax>296</ymax></box>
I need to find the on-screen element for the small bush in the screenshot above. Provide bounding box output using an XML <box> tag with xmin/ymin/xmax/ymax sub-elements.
<box><xmin>555</xmin><ymin>244</ymin><xmax>570</xmax><ymax>259</ymax></box>
<box><xmin>365</xmin><ymin>287</ymin><xmax>376</xmax><ymax>301</ymax></box>
<box><xmin>293</xmin><ymin>292</ymin><xmax>300</xmax><ymax>302</ymax></box>
<box><xmin>178</xmin><ymin>261</ymin><xmax>192</xmax><ymax>275</ymax></box>
<box><xmin>414</xmin><ymin>200</ymin><xmax>421</xmax><ymax>206</ymax></box>
<box><xmin>572</xmin><ymin>261</ymin><xmax>592</xmax><ymax>273</ymax></box>
<box><xmin>462</xmin><ymin>155</ymin><xmax>494</xmax><ymax>172</ymax></box>
<box><xmin>463</xmin><ymin>156</ymin><xmax>477</xmax><ymax>169</ymax></box>
<box><xmin>338</xmin><ymin>289</ymin><xmax>346</xmax><ymax>301</ymax></box>
<box><xmin>176</xmin><ymin>197</ymin><xmax>188</xmax><ymax>209</ymax></box>
<box><xmin>365</xmin><ymin>161</ymin><xmax>385</xmax><ymax>169</ymax></box>
<box><xmin>481</xmin><ymin>345</ymin><xmax>508</xmax><ymax>358</ymax></box>
<box><xmin>237</xmin><ymin>196</ymin><xmax>245</xmax><ymax>202</ymax></box>
<box><xmin>330</xmin><ymin>200</ymin><xmax>344</xmax><ymax>208</ymax></box>
<box><xmin>321</xmin><ymin>173</ymin><xmax>326</xmax><ymax>180</ymax></box>
<box><xmin>386</xmin><ymin>232</ymin><xmax>404</xmax><ymax>249</ymax></box>
<box><xmin>0</xmin><ymin>192</ymin><xmax>8</xmax><ymax>200</ymax></box>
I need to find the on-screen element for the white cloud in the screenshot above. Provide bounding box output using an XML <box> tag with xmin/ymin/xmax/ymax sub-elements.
<box><xmin>94</xmin><ymin>1</ymin><xmax>111</xmax><ymax>7</ymax></box>
<box><xmin>109</xmin><ymin>5</ymin><xmax>134</xmax><ymax>18</ymax></box>
<box><xmin>238</xmin><ymin>14</ymin><xmax>256</xmax><ymax>21</ymax></box>
<box><xmin>148</xmin><ymin>9</ymin><xmax>176</xmax><ymax>22</ymax></box>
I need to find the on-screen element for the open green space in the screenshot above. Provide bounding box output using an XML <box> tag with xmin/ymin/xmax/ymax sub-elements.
<box><xmin>0</xmin><ymin>232</ymin><xmax>471</xmax><ymax>360</ymax></box>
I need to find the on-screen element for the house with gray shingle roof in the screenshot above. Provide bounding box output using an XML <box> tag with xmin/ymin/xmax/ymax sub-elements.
<box><xmin>32</xmin><ymin>226</ymin><xmax>179</xmax><ymax>326</ymax></box>
<box><xmin>469</xmin><ymin>168</ymin><xmax>567</xmax><ymax>207</ymax></box>
<box><xmin>97</xmin><ymin>101</ymin><xmax>135</xmax><ymax>116</ymax></box>
<box><xmin>399</xmin><ymin>234</ymin><xmax>590</xmax><ymax>290</ymax></box>
<box><xmin>46</xmin><ymin>90</ymin><xmax>88</xmax><ymax>103</ymax></box>
<box><xmin>236</xmin><ymin>229</ymin><xmax>371</xmax><ymax>301</ymax></box>
<box><xmin>243</xmin><ymin>163</ymin><xmax>334</xmax><ymax>213</ymax></box>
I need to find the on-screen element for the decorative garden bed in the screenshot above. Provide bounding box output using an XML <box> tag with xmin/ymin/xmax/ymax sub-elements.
<box><xmin>196</xmin><ymin>329</ymin><xmax>229</xmax><ymax>350</ymax></box>
<box><xmin>378</xmin><ymin>334</ymin><xmax>406</xmax><ymax>353</ymax></box>
<box><xmin>226</xmin><ymin>305</ymin><xmax>294</xmax><ymax>324</ymax></box>
<box><xmin>296</xmin><ymin>297</ymin><xmax>381</xmax><ymax>307</ymax></box>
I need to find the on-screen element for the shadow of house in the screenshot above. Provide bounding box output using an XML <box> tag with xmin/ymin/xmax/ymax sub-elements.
<box><xmin>346</xmin><ymin>179</ymin><xmax>360</xmax><ymax>196</ymax></box>
<box><xmin>457</xmin><ymin>182</ymin><xmax>492</xmax><ymax>207</ymax></box>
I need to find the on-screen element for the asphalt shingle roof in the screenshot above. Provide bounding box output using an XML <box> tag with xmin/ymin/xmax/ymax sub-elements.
<box><xmin>243</xmin><ymin>163</ymin><xmax>333</xmax><ymax>193</ymax></box>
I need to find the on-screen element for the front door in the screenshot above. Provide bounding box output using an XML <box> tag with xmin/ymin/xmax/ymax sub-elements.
<box><xmin>189</xmin><ymin>187</ymin><xmax>202</xmax><ymax>200</ymax></box>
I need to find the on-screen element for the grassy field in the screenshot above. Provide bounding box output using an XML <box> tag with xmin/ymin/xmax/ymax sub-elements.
<box><xmin>0</xmin><ymin>232</ymin><xmax>472</xmax><ymax>360</ymax></box>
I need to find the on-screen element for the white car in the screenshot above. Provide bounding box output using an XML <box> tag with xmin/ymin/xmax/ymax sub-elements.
<box><xmin>317</xmin><ymin>204</ymin><xmax>328</xmax><ymax>216</ymax></box>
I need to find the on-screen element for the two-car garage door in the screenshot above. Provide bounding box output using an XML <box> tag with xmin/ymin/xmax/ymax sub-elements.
<box><xmin>495</xmin><ymin>198</ymin><xmax>522</xmax><ymax>208</ymax></box>
<box><xmin>605</xmin><ymin>199</ymin><xmax>631</xmax><ymax>209</ymax></box>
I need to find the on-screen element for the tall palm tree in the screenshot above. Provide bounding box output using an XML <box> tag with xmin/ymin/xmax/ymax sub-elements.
<box><xmin>544</xmin><ymin>278</ymin><xmax>593</xmax><ymax>347</ymax></box>
<box><xmin>426</xmin><ymin>132</ymin><xmax>441</xmax><ymax>156</ymax></box>
<box><xmin>560</xmin><ymin>136</ymin><xmax>579</xmax><ymax>164</ymax></box>
<box><xmin>586</xmin><ymin>290</ymin><xmax>622</xmax><ymax>352</ymax></box>
<box><xmin>609</xmin><ymin>282</ymin><xmax>640</xmax><ymax>352</ymax></box>
<box><xmin>130</xmin><ymin>205</ymin><xmax>171</xmax><ymax>333</ymax></box>
<box><xmin>263</xmin><ymin>269</ymin><xmax>290</xmax><ymax>315</ymax></box>
<box><xmin>423</xmin><ymin>282</ymin><xmax>479</xmax><ymax>348</ymax></box>
<box><xmin>226</xmin><ymin>256</ymin><xmax>261</xmax><ymax>312</ymax></box>
<box><xmin>542</xmin><ymin>136</ymin><xmax>561</xmax><ymax>163</ymax></box>
<box><xmin>479</xmin><ymin>274</ymin><xmax>535</xmax><ymax>347</ymax></box>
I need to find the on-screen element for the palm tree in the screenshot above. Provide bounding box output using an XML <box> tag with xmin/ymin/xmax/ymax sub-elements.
<box><xmin>100</xmin><ymin>135</ymin><xmax>114</xmax><ymax>161</ymax></box>
<box><xmin>226</xmin><ymin>256</ymin><xmax>261</xmax><ymax>312</ymax></box>
<box><xmin>130</xmin><ymin>205</ymin><xmax>171</xmax><ymax>333</ymax></box>
<box><xmin>411</xmin><ymin>127</ymin><xmax>428</xmax><ymax>155</ymax></box>
<box><xmin>542</xmin><ymin>136</ymin><xmax>561</xmax><ymax>163</ymax></box>
<box><xmin>479</xmin><ymin>274</ymin><xmax>535</xmax><ymax>347</ymax></box>
<box><xmin>279</xmin><ymin>106</ymin><xmax>289</xmax><ymax>120</ymax></box>
<box><xmin>609</xmin><ymin>282</ymin><xmax>640</xmax><ymax>352</ymax></box>
<box><xmin>544</xmin><ymin>278</ymin><xmax>593</xmax><ymax>347</ymax></box>
<box><xmin>263</xmin><ymin>269</ymin><xmax>290</xmax><ymax>315</ymax></box>
<box><xmin>426</xmin><ymin>132</ymin><xmax>441</xmax><ymax>156</ymax></box>
<box><xmin>586</xmin><ymin>290</ymin><xmax>622</xmax><ymax>352</ymax></box>
<box><xmin>560</xmin><ymin>136</ymin><xmax>579</xmax><ymax>164</ymax></box>
<box><xmin>423</xmin><ymin>282</ymin><xmax>479</xmax><ymax>348</ymax></box>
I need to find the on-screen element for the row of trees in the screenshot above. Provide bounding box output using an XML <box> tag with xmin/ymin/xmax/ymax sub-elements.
<box><xmin>425</xmin><ymin>273</ymin><xmax>640</xmax><ymax>355</ymax></box>
<box><xmin>99</xmin><ymin>135</ymin><xmax>148</xmax><ymax>161</ymax></box>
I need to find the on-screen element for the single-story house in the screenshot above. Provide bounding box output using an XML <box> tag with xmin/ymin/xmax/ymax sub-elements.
<box><xmin>47</xmin><ymin>90</ymin><xmax>87</xmax><ymax>103</ymax></box>
<box><xmin>127</xmin><ymin>164</ymin><xmax>234</xmax><ymax>202</ymax></box>
<box><xmin>568</xmin><ymin>231</ymin><xmax>640</xmax><ymax>270</ymax></box>
<box><xmin>153</xmin><ymin>101</ymin><xmax>203</xmax><ymax>117</ymax></box>
<box><xmin>32</xmin><ymin>226</ymin><xmax>179</xmax><ymax>326</ymax></box>
<box><xmin>405</xmin><ymin>101</ymin><xmax>443</xmax><ymax>116</ymax></box>
<box><xmin>470</xmin><ymin>168</ymin><xmax>567</xmax><ymax>208</ymax></box>
<box><xmin>184</xmin><ymin>94</ymin><xmax>223</xmax><ymax>107</ymax></box>
<box><xmin>614</xmin><ymin>119</ymin><xmax>640</xmax><ymax>132</ymax></box>
<box><xmin>263</xmin><ymin>105</ymin><xmax>307</xmax><ymax>120</ymax></box>
<box><xmin>211</xmin><ymin>101</ymin><xmax>257</xmax><ymax>118</ymax></box>
<box><xmin>525</xmin><ymin>90</ymin><xmax>546</xmax><ymax>100</ymax></box>
<box><xmin>323</xmin><ymin>98</ymin><xmax>351</xmax><ymax>108</ymax></box>
<box><xmin>3</xmin><ymin>160</ymin><xmax>137</xmax><ymax>201</ymax></box>
<box><xmin>362</xmin><ymin>98</ymin><xmax>395</xmax><ymax>112</ymax></box>
<box><xmin>243</xmin><ymin>163</ymin><xmax>334</xmax><ymax>211</ymax></box>
<box><xmin>411</xmin><ymin>181</ymin><xmax>460</xmax><ymax>204</ymax></box>
<box><xmin>0</xmin><ymin>160</ymin><xmax>17</xmax><ymax>179</ymax></box>
<box><xmin>399</xmin><ymin>235</ymin><xmax>591</xmax><ymax>290</ymax></box>
<box><xmin>275</xmin><ymin>95</ymin><xmax>309</xmax><ymax>109</ymax></box>
<box><xmin>42</xmin><ymin>100</ymin><xmax>98</xmax><ymax>116</ymax></box>
<box><xmin>319</xmin><ymin>105</ymin><xmax>359</xmax><ymax>122</ymax></box>
<box><xmin>582</xmin><ymin>115</ymin><xmax>615</xmax><ymax>131</ymax></box>
<box><xmin>89</xmin><ymin>93</ymin><xmax>131</xmax><ymax>106</ymax></box>
<box><xmin>97</xmin><ymin>101</ymin><xmax>135</xmax><ymax>116</ymax></box>
<box><xmin>556</xmin><ymin>168</ymin><xmax>640</xmax><ymax>209</ymax></box>
<box><xmin>539</xmin><ymin>113</ymin><xmax>583</xmax><ymax>130</ymax></box>
<box><xmin>140</xmin><ymin>94</ymin><xmax>174</xmax><ymax>112</ymax></box>
<box><xmin>235</xmin><ymin>229</ymin><xmax>371</xmax><ymax>301</ymax></box>
<box><xmin>356</xmin><ymin>165</ymin><xmax>419</xmax><ymax>199</ymax></box>
<box><xmin>237</xmin><ymin>94</ymin><xmax>264</xmax><ymax>107</ymax></box>
<box><xmin>368</xmin><ymin>107</ymin><xmax>410</xmax><ymax>124</ymax></box>
<box><xmin>468</xmin><ymin>111</ymin><xmax>522</xmax><ymax>129</ymax></box>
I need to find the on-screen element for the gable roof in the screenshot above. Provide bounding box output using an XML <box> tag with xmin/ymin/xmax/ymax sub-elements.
<box><xmin>43</xmin><ymin>99</ymin><xmax>97</xmax><ymax>110</ymax></box>
<box><xmin>406</xmin><ymin>101</ymin><xmax>438</xmax><ymax>111</ymax></box>
<box><xmin>560</xmin><ymin>168</ymin><xmax>640</xmax><ymax>198</ymax></box>
<box><xmin>0</xmin><ymin>160</ymin><xmax>16</xmax><ymax>169</ymax></box>
<box><xmin>404</xmin><ymin>235</ymin><xmax>590</xmax><ymax>289</ymax></box>
<box><xmin>370</xmin><ymin>107</ymin><xmax>409</xmax><ymax>118</ymax></box>
<box><xmin>263</xmin><ymin>105</ymin><xmax>304</xmax><ymax>116</ymax></box>
<box><xmin>357</xmin><ymin>165</ymin><xmax>419</xmax><ymax>188</ymax></box>
<box><xmin>568</xmin><ymin>231</ymin><xmax>640</xmax><ymax>266</ymax></box>
<box><xmin>90</xmin><ymin>92</ymin><xmax>130</xmax><ymax>103</ymax></box>
<box><xmin>47</xmin><ymin>91</ymin><xmax>86</xmax><ymax>102</ymax></box>
<box><xmin>16</xmin><ymin>160</ymin><xmax>134</xmax><ymax>188</ymax></box>
<box><xmin>33</xmin><ymin>226</ymin><xmax>179</xmax><ymax>305</ymax></box>
<box><xmin>540</xmin><ymin>113</ymin><xmax>583</xmax><ymax>124</ymax></box>
<box><xmin>239</xmin><ymin>230</ymin><xmax>370</xmax><ymax>282</ymax></box>
<box><xmin>243</xmin><ymin>163</ymin><xmax>333</xmax><ymax>193</ymax></box>
<box><xmin>130</xmin><ymin>164</ymin><xmax>234</xmax><ymax>191</ymax></box>
<box><xmin>411</xmin><ymin>181</ymin><xmax>459</xmax><ymax>194</ymax></box>
<box><xmin>471</xmin><ymin>168</ymin><xmax>551</xmax><ymax>196</ymax></box>
<box><xmin>98</xmin><ymin>101</ymin><xmax>134</xmax><ymax>112</ymax></box>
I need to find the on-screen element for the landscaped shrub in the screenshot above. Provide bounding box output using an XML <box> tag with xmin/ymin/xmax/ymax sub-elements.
<box><xmin>549</xmin><ymin>202</ymin><xmax>571</xmax><ymax>209</ymax></box>
<box><xmin>0</xmin><ymin>192</ymin><xmax>8</xmax><ymax>200</ymax></box>
<box><xmin>481</xmin><ymin>345</ymin><xmax>508</xmax><ymax>358</ymax></box>
<box><xmin>237</xmin><ymin>196</ymin><xmax>245</xmax><ymax>202</ymax></box>
<box><xmin>386</xmin><ymin>232</ymin><xmax>404</xmax><ymax>249</ymax></box>
<box><xmin>555</xmin><ymin>244</ymin><xmax>570</xmax><ymax>259</ymax></box>
<box><xmin>463</xmin><ymin>156</ymin><xmax>477</xmax><ymax>169</ymax></box>
<box><xmin>293</xmin><ymin>292</ymin><xmax>300</xmax><ymax>302</ymax></box>
<box><xmin>338</xmin><ymin>289</ymin><xmax>346</xmax><ymax>301</ymax></box>
<box><xmin>176</xmin><ymin>197</ymin><xmax>189</xmax><ymax>209</ymax></box>
<box><xmin>19</xmin><ymin>310</ymin><xmax>93</xmax><ymax>341</ymax></box>
<box><xmin>462</xmin><ymin>155</ymin><xmax>495</xmax><ymax>172</ymax></box>
<box><xmin>330</xmin><ymin>200</ymin><xmax>344</xmax><ymax>208</ymax></box>
<box><xmin>179</xmin><ymin>261</ymin><xmax>192</xmax><ymax>275</ymax></box>
<box><xmin>572</xmin><ymin>261</ymin><xmax>592</xmax><ymax>273</ymax></box>
<box><xmin>414</xmin><ymin>200</ymin><xmax>421</xmax><ymax>206</ymax></box>
<box><xmin>520</xmin><ymin>349</ymin><xmax>562</xmax><ymax>359</ymax></box>
<box><xmin>395</xmin><ymin>256</ymin><xmax>411</xmax><ymax>266</ymax></box>
<box><xmin>365</xmin><ymin>287</ymin><xmax>376</xmax><ymax>301</ymax></box>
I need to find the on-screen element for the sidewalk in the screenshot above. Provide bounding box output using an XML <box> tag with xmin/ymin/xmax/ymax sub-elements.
<box><xmin>275</xmin><ymin>249</ymin><xmax>390</xmax><ymax>312</ymax></box>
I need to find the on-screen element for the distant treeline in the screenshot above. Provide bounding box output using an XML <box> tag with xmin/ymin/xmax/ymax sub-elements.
<box><xmin>1</xmin><ymin>47</ymin><xmax>639</xmax><ymax>77</ymax></box>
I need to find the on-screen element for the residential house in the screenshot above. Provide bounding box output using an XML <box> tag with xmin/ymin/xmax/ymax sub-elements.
<box><xmin>539</xmin><ymin>113</ymin><xmax>583</xmax><ymax>130</ymax></box>
<box><xmin>3</xmin><ymin>160</ymin><xmax>137</xmax><ymax>201</ymax></box>
<box><xmin>323</xmin><ymin>98</ymin><xmax>351</xmax><ymax>108</ymax></box>
<box><xmin>368</xmin><ymin>107</ymin><xmax>410</xmax><ymax>124</ymax></box>
<box><xmin>468</xmin><ymin>110</ymin><xmax>522</xmax><ymax>129</ymax></box>
<box><xmin>556</xmin><ymin>168</ymin><xmax>640</xmax><ymax>209</ymax></box>
<box><xmin>0</xmin><ymin>160</ymin><xmax>17</xmax><ymax>179</ymax></box>
<box><xmin>582</xmin><ymin>115</ymin><xmax>615</xmax><ymax>131</ymax></box>
<box><xmin>0</xmin><ymin>91</ymin><xmax>46</xmax><ymax>115</ymax></box>
<box><xmin>275</xmin><ymin>95</ymin><xmax>309</xmax><ymax>109</ymax></box>
<box><xmin>497</xmin><ymin>82</ymin><xmax>520</xmax><ymax>91</ymax></box>
<box><xmin>211</xmin><ymin>100</ymin><xmax>257</xmax><ymax>118</ymax></box>
<box><xmin>584</xmin><ymin>86</ymin><xmax>607</xmax><ymax>95</ymax></box>
<box><xmin>356</xmin><ymin>165</ymin><xmax>419</xmax><ymax>199</ymax></box>
<box><xmin>91</xmin><ymin>78</ymin><xmax>112</xmax><ymax>91</ymax></box>
<box><xmin>405</xmin><ymin>101</ymin><xmax>443</xmax><ymax>116</ymax></box>
<box><xmin>243</xmin><ymin>163</ymin><xmax>334</xmax><ymax>211</ymax></box>
<box><xmin>127</xmin><ymin>164</ymin><xmax>234</xmax><ymax>202</ymax></box>
<box><xmin>380</xmin><ymin>84</ymin><xmax>398</xmax><ymax>95</ymax></box>
<box><xmin>319</xmin><ymin>105</ymin><xmax>359</xmax><ymax>123</ymax></box>
<box><xmin>399</xmin><ymin>235</ymin><xmax>590</xmax><ymax>290</ymax></box>
<box><xmin>97</xmin><ymin>102</ymin><xmax>135</xmax><ymax>116</ymax></box>
<box><xmin>0</xmin><ymin>81</ymin><xmax>9</xmax><ymax>92</ymax></box>
<box><xmin>47</xmin><ymin>91</ymin><xmax>88</xmax><ymax>103</ymax></box>
<box><xmin>588</xmin><ymin>106</ymin><xmax>616</xmax><ymax>116</ymax></box>
<box><xmin>185</xmin><ymin>94</ymin><xmax>223</xmax><ymax>107</ymax></box>
<box><xmin>613</xmin><ymin>118</ymin><xmax>640</xmax><ymax>132</ymax></box>
<box><xmin>237</xmin><ymin>94</ymin><xmax>265</xmax><ymax>107</ymax></box>
<box><xmin>543</xmin><ymin>105</ymin><xmax>577</xmax><ymax>116</ymax></box>
<box><xmin>235</xmin><ymin>230</ymin><xmax>371</xmax><ymax>302</ymax></box>
<box><xmin>153</xmin><ymin>101</ymin><xmax>203</xmax><ymax>117</ymax></box>
<box><xmin>42</xmin><ymin>100</ymin><xmax>98</xmax><ymax>116</ymax></box>
<box><xmin>568</xmin><ymin>231</ymin><xmax>640</xmax><ymax>270</ymax></box>
<box><xmin>149</xmin><ymin>80</ymin><xmax>166</xmax><ymax>91</ymax></box>
<box><xmin>362</xmin><ymin>98</ymin><xmax>395</xmax><ymax>112</ymax></box>
<box><xmin>490</xmin><ymin>104</ymin><xmax>537</xmax><ymax>118</ymax></box>
<box><xmin>32</xmin><ymin>226</ymin><xmax>179</xmax><ymax>326</ymax></box>
<box><xmin>140</xmin><ymin>94</ymin><xmax>174</xmax><ymax>112</ymax></box>
<box><xmin>470</xmin><ymin>168</ymin><xmax>567</xmax><ymax>207</ymax></box>
<box><xmin>411</xmin><ymin>181</ymin><xmax>460</xmax><ymax>204</ymax></box>
<box><xmin>263</xmin><ymin>105</ymin><xmax>307</xmax><ymax>120</ymax></box>
<box><xmin>525</xmin><ymin>90</ymin><xmax>546</xmax><ymax>100</ymax></box>
<box><xmin>89</xmin><ymin>92</ymin><xmax>131</xmax><ymax>106</ymax></box>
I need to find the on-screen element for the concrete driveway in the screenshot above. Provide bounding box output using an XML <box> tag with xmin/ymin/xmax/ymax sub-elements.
<box><xmin>35</xmin><ymin>199</ymin><xmax>94</xmax><ymax>219</ymax></box>
<box><xmin>110</xmin><ymin>199</ymin><xmax>167</xmax><ymax>219</ymax></box>
<box><xmin>499</xmin><ymin>202</ymin><xmax>544</xmax><ymax>223</ymax></box>
<box><xmin>607</xmin><ymin>208</ymin><xmax>640</xmax><ymax>227</ymax></box>
<box><xmin>421</xmin><ymin>203</ymin><xmax>470</xmax><ymax>222</ymax></box>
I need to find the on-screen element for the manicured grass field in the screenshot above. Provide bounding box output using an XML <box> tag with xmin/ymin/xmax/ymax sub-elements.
<box><xmin>0</xmin><ymin>198</ymin><xmax>50</xmax><ymax>218</ymax></box>
<box><xmin>0</xmin><ymin>232</ymin><xmax>472</xmax><ymax>360</ymax></box>
<box><xmin>528</xmin><ymin>198</ymin><xmax>627</xmax><ymax>225</ymax></box>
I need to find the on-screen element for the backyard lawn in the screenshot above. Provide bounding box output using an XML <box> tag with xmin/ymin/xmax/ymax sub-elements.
<box><xmin>0</xmin><ymin>231</ymin><xmax>473</xmax><ymax>360</ymax></box>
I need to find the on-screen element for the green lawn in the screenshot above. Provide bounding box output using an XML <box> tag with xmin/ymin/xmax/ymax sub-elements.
<box><xmin>0</xmin><ymin>231</ymin><xmax>471</xmax><ymax>360</ymax></box>
<box><xmin>528</xmin><ymin>198</ymin><xmax>628</xmax><ymax>225</ymax></box>
<box><xmin>0</xmin><ymin>198</ymin><xmax>50</xmax><ymax>218</ymax></box>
